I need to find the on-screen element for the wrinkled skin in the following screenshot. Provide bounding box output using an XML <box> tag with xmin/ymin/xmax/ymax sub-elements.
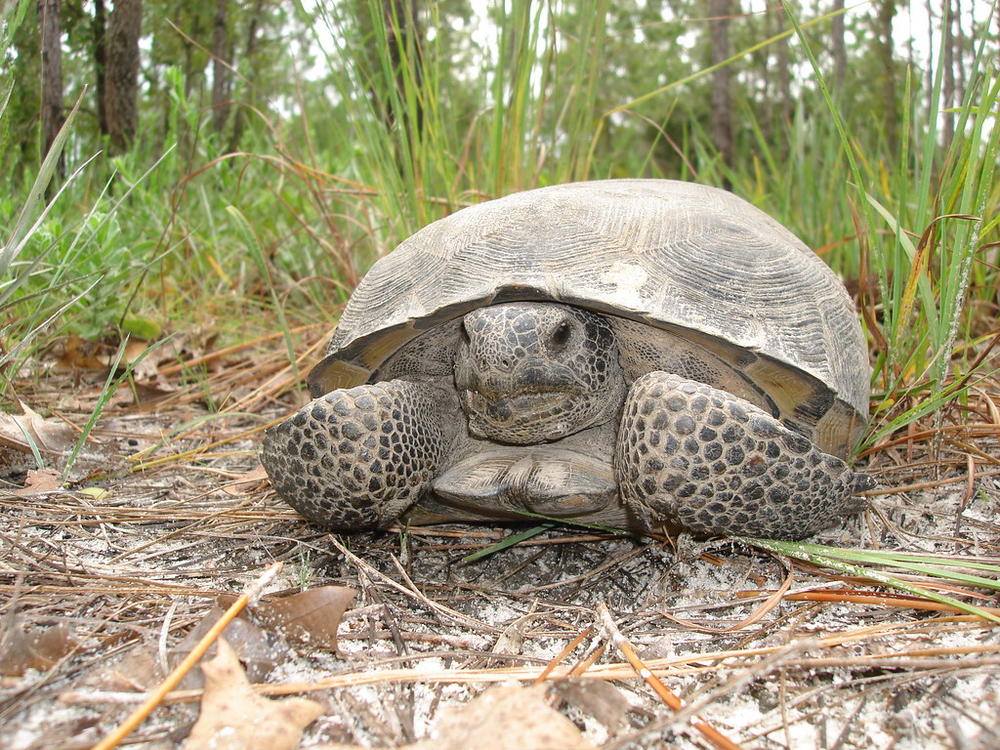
<box><xmin>455</xmin><ymin>304</ymin><xmax>626</xmax><ymax>444</ymax></box>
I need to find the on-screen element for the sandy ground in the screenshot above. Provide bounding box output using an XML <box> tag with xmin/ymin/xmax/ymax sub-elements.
<box><xmin>2</xmin><ymin>375</ymin><xmax>999</xmax><ymax>749</ymax></box>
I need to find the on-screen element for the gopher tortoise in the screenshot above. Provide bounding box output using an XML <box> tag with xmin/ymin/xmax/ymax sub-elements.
<box><xmin>261</xmin><ymin>179</ymin><xmax>872</xmax><ymax>540</ymax></box>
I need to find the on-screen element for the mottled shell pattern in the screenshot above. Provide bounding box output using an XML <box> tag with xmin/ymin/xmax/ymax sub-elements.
<box><xmin>309</xmin><ymin>180</ymin><xmax>869</xmax><ymax>458</ymax></box>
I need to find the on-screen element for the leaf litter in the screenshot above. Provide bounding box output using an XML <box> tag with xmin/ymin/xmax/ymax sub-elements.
<box><xmin>1</xmin><ymin>342</ymin><xmax>999</xmax><ymax>749</ymax></box>
<box><xmin>182</xmin><ymin>638</ymin><xmax>324</xmax><ymax>750</ymax></box>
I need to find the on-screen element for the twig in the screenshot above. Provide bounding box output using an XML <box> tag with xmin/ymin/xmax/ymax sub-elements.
<box><xmin>596</xmin><ymin>602</ymin><xmax>744</xmax><ymax>750</ymax></box>
<box><xmin>90</xmin><ymin>562</ymin><xmax>282</xmax><ymax>750</ymax></box>
<box><xmin>533</xmin><ymin>626</ymin><xmax>593</xmax><ymax>684</ymax></box>
<box><xmin>156</xmin><ymin>326</ymin><xmax>316</xmax><ymax>376</ymax></box>
<box><xmin>329</xmin><ymin>534</ymin><xmax>498</xmax><ymax>633</ymax></box>
<box><xmin>608</xmin><ymin>640</ymin><xmax>815</xmax><ymax>749</ymax></box>
<box><xmin>662</xmin><ymin>558</ymin><xmax>794</xmax><ymax>633</ymax></box>
<box><xmin>736</xmin><ymin>588</ymin><xmax>1000</xmax><ymax>616</ymax></box>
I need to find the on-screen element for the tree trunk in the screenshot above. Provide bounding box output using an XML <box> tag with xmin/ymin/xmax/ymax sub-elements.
<box><xmin>93</xmin><ymin>0</ymin><xmax>108</xmax><ymax>137</ymax></box>
<box><xmin>875</xmin><ymin>0</ymin><xmax>897</xmax><ymax>154</ymax></box>
<box><xmin>211</xmin><ymin>0</ymin><xmax>231</xmax><ymax>135</ymax></box>
<box><xmin>228</xmin><ymin>0</ymin><xmax>266</xmax><ymax>152</ymax></box>
<box><xmin>104</xmin><ymin>0</ymin><xmax>142</xmax><ymax>155</ymax></box>
<box><xmin>708</xmin><ymin>0</ymin><xmax>734</xmax><ymax>180</ymax></box>
<box><xmin>831</xmin><ymin>0</ymin><xmax>846</xmax><ymax>92</ymax></box>
<box><xmin>38</xmin><ymin>0</ymin><xmax>64</xmax><ymax>172</ymax></box>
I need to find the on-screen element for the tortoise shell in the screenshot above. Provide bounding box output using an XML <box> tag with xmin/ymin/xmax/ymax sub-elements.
<box><xmin>309</xmin><ymin>179</ymin><xmax>869</xmax><ymax>458</ymax></box>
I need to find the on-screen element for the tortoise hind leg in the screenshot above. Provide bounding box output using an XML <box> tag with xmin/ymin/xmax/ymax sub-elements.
<box><xmin>261</xmin><ymin>380</ymin><xmax>458</xmax><ymax>531</ymax></box>
<box><xmin>616</xmin><ymin>372</ymin><xmax>872</xmax><ymax>540</ymax></box>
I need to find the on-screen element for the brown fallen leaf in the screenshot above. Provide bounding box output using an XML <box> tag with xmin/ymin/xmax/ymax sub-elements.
<box><xmin>221</xmin><ymin>466</ymin><xmax>270</xmax><ymax>496</ymax></box>
<box><xmin>553</xmin><ymin>678</ymin><xmax>631</xmax><ymax>733</ymax></box>
<box><xmin>410</xmin><ymin>684</ymin><xmax>599</xmax><ymax>750</ymax></box>
<box><xmin>11</xmin><ymin>468</ymin><xmax>63</xmax><ymax>495</ymax></box>
<box><xmin>54</xmin><ymin>334</ymin><xmax>108</xmax><ymax>371</ymax></box>
<box><xmin>219</xmin><ymin>586</ymin><xmax>356</xmax><ymax>652</ymax></box>
<box><xmin>182</xmin><ymin>638</ymin><xmax>324</xmax><ymax>750</ymax></box>
<box><xmin>85</xmin><ymin>643</ymin><xmax>160</xmax><ymax>692</ymax></box>
<box><xmin>0</xmin><ymin>400</ymin><xmax>76</xmax><ymax>456</ymax></box>
<box><xmin>126</xmin><ymin>380</ymin><xmax>178</xmax><ymax>406</ymax></box>
<box><xmin>177</xmin><ymin>606</ymin><xmax>291</xmax><ymax>687</ymax></box>
<box><xmin>0</xmin><ymin>620</ymin><xmax>78</xmax><ymax>676</ymax></box>
<box><xmin>86</xmin><ymin>607</ymin><xmax>290</xmax><ymax>693</ymax></box>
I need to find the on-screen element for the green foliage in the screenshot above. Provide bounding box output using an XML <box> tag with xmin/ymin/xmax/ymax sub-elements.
<box><xmin>776</xmin><ymin>2</ymin><xmax>999</xmax><ymax>448</ymax></box>
<box><xmin>0</xmin><ymin>92</ymin><xmax>100</xmax><ymax>375</ymax></box>
<box><xmin>1</xmin><ymin>0</ymin><xmax>997</xmax><ymax>454</ymax></box>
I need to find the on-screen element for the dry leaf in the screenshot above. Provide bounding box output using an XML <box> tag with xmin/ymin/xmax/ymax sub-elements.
<box><xmin>182</xmin><ymin>638</ymin><xmax>324</xmax><ymax>750</ymax></box>
<box><xmin>123</xmin><ymin>339</ymin><xmax>158</xmax><ymax>380</ymax></box>
<box><xmin>87</xmin><ymin>608</ymin><xmax>290</xmax><ymax>693</ymax></box>
<box><xmin>553</xmin><ymin>678</ymin><xmax>631</xmax><ymax>732</ymax></box>
<box><xmin>54</xmin><ymin>334</ymin><xmax>107</xmax><ymax>371</ymax></box>
<box><xmin>12</xmin><ymin>468</ymin><xmax>63</xmax><ymax>495</ymax></box>
<box><xmin>126</xmin><ymin>380</ymin><xmax>177</xmax><ymax>406</ymax></box>
<box><xmin>221</xmin><ymin>466</ymin><xmax>270</xmax><ymax>496</ymax></box>
<box><xmin>220</xmin><ymin>586</ymin><xmax>357</xmax><ymax>651</ymax></box>
<box><xmin>251</xmin><ymin>587</ymin><xmax>357</xmax><ymax>651</ymax></box>
<box><xmin>0</xmin><ymin>401</ymin><xmax>76</xmax><ymax>456</ymax></box>
<box><xmin>0</xmin><ymin>620</ymin><xmax>77</xmax><ymax>676</ymax></box>
<box><xmin>412</xmin><ymin>684</ymin><xmax>598</xmax><ymax>750</ymax></box>
<box><xmin>177</xmin><ymin>607</ymin><xmax>290</xmax><ymax>687</ymax></box>
<box><xmin>85</xmin><ymin>644</ymin><xmax>160</xmax><ymax>692</ymax></box>
<box><xmin>79</xmin><ymin>486</ymin><xmax>110</xmax><ymax>501</ymax></box>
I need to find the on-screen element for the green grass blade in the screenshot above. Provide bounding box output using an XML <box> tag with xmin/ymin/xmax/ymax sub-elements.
<box><xmin>737</xmin><ymin>537</ymin><xmax>1000</xmax><ymax>624</ymax></box>
<box><xmin>62</xmin><ymin>336</ymin><xmax>157</xmax><ymax>480</ymax></box>
<box><xmin>1</xmin><ymin>92</ymin><xmax>87</xmax><ymax>271</ymax></box>
<box><xmin>461</xmin><ymin>523</ymin><xmax>556</xmax><ymax>563</ymax></box>
<box><xmin>791</xmin><ymin>545</ymin><xmax>1000</xmax><ymax>574</ymax></box>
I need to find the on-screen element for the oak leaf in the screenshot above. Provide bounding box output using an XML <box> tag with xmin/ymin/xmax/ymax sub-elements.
<box><xmin>218</xmin><ymin>586</ymin><xmax>357</xmax><ymax>652</ymax></box>
<box><xmin>11</xmin><ymin>468</ymin><xmax>63</xmax><ymax>495</ymax></box>
<box><xmin>0</xmin><ymin>401</ymin><xmax>75</xmax><ymax>456</ymax></box>
<box><xmin>182</xmin><ymin>638</ymin><xmax>324</xmax><ymax>750</ymax></box>
<box><xmin>0</xmin><ymin>620</ymin><xmax>77</xmax><ymax>676</ymax></box>
<box><xmin>407</xmin><ymin>684</ymin><xmax>599</xmax><ymax>750</ymax></box>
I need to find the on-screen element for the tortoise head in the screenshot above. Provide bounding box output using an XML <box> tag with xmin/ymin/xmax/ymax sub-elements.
<box><xmin>454</xmin><ymin>302</ymin><xmax>626</xmax><ymax>444</ymax></box>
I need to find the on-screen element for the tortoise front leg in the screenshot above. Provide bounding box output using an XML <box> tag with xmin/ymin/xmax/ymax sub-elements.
<box><xmin>616</xmin><ymin>372</ymin><xmax>872</xmax><ymax>540</ymax></box>
<box><xmin>261</xmin><ymin>380</ymin><xmax>459</xmax><ymax>531</ymax></box>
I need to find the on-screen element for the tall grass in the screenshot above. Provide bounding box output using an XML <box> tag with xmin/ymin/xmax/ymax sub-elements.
<box><xmin>2</xmin><ymin>0</ymin><xmax>997</xmax><ymax>460</ymax></box>
<box><xmin>751</xmin><ymin>2</ymin><xmax>1000</xmax><ymax>449</ymax></box>
<box><xmin>303</xmin><ymin>0</ymin><xmax>998</xmax><ymax>454</ymax></box>
<box><xmin>307</xmin><ymin>0</ymin><xmax>616</xmax><ymax>242</ymax></box>
<box><xmin>0</xmin><ymin>93</ymin><xmax>99</xmax><ymax>379</ymax></box>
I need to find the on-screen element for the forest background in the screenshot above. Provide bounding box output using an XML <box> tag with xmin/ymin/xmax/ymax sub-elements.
<box><xmin>1</xmin><ymin>0</ymin><xmax>996</xmax><ymax>439</ymax></box>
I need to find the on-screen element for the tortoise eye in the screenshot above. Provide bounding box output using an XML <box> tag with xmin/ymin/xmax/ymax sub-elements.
<box><xmin>550</xmin><ymin>320</ymin><xmax>572</xmax><ymax>349</ymax></box>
